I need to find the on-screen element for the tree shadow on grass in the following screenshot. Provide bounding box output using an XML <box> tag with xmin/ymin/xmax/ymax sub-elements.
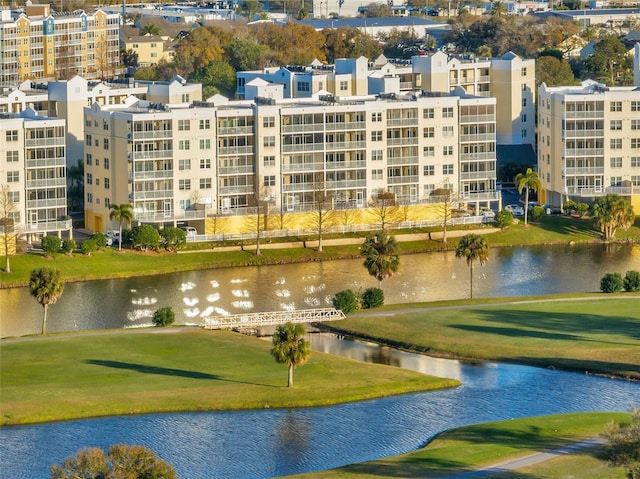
<box><xmin>450</xmin><ymin>324</ymin><xmax>585</xmax><ymax>342</ymax></box>
<box><xmin>85</xmin><ymin>359</ymin><xmax>279</xmax><ymax>387</ymax></box>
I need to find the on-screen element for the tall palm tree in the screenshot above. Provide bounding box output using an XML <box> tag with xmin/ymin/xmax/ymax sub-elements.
<box><xmin>515</xmin><ymin>168</ymin><xmax>541</xmax><ymax>226</ymax></box>
<box><xmin>361</xmin><ymin>231</ymin><xmax>400</xmax><ymax>289</ymax></box>
<box><xmin>270</xmin><ymin>322</ymin><xmax>311</xmax><ymax>387</ymax></box>
<box><xmin>109</xmin><ymin>204</ymin><xmax>133</xmax><ymax>251</ymax></box>
<box><xmin>591</xmin><ymin>194</ymin><xmax>635</xmax><ymax>240</ymax></box>
<box><xmin>455</xmin><ymin>234</ymin><xmax>489</xmax><ymax>299</ymax></box>
<box><xmin>29</xmin><ymin>267</ymin><xmax>65</xmax><ymax>335</ymax></box>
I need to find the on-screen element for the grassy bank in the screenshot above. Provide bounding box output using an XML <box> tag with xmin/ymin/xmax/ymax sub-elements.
<box><xmin>323</xmin><ymin>296</ymin><xmax>640</xmax><ymax>380</ymax></box>
<box><xmin>288</xmin><ymin>412</ymin><xmax>631</xmax><ymax>479</ymax></box>
<box><xmin>0</xmin><ymin>328</ymin><xmax>459</xmax><ymax>426</ymax></box>
<box><xmin>2</xmin><ymin>215</ymin><xmax>639</xmax><ymax>288</ymax></box>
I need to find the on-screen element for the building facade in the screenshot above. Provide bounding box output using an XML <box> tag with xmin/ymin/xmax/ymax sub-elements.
<box><xmin>0</xmin><ymin>5</ymin><xmax>121</xmax><ymax>86</ymax></box>
<box><xmin>0</xmin><ymin>108</ymin><xmax>71</xmax><ymax>238</ymax></box>
<box><xmin>538</xmin><ymin>81</ymin><xmax>640</xmax><ymax>211</ymax></box>
<box><xmin>83</xmin><ymin>92</ymin><xmax>499</xmax><ymax>233</ymax></box>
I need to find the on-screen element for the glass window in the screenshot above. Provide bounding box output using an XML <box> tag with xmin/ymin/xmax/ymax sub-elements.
<box><xmin>423</xmin><ymin>165</ymin><xmax>434</xmax><ymax>176</ymax></box>
<box><xmin>200</xmin><ymin>158</ymin><xmax>211</xmax><ymax>169</ymax></box>
<box><xmin>442</xmin><ymin>107</ymin><xmax>454</xmax><ymax>118</ymax></box>
<box><xmin>423</xmin><ymin>108</ymin><xmax>434</xmax><ymax>119</ymax></box>
<box><xmin>610</xmin><ymin>157</ymin><xmax>623</xmax><ymax>168</ymax></box>
<box><xmin>263</xmin><ymin>117</ymin><xmax>275</xmax><ymax>127</ymax></box>
<box><xmin>6</xmin><ymin>151</ymin><xmax>19</xmax><ymax>162</ymax></box>
<box><xmin>199</xmin><ymin>119</ymin><xmax>210</xmax><ymax>130</ymax></box>
<box><xmin>443</xmin><ymin>164</ymin><xmax>454</xmax><ymax>174</ymax></box>
<box><xmin>263</xmin><ymin>175</ymin><xmax>276</xmax><ymax>186</ymax></box>
<box><xmin>179</xmin><ymin>159</ymin><xmax>191</xmax><ymax>170</ymax></box>
<box><xmin>179</xmin><ymin>179</ymin><xmax>191</xmax><ymax>190</ymax></box>
<box><xmin>200</xmin><ymin>178</ymin><xmax>212</xmax><ymax>189</ymax></box>
<box><xmin>263</xmin><ymin>156</ymin><xmax>275</xmax><ymax>167</ymax></box>
<box><xmin>423</xmin><ymin>127</ymin><xmax>434</xmax><ymax>138</ymax></box>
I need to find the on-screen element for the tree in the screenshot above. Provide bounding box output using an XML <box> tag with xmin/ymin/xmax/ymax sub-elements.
<box><xmin>49</xmin><ymin>444</ymin><xmax>177</xmax><ymax>479</ymax></box>
<box><xmin>309</xmin><ymin>178</ymin><xmax>334</xmax><ymax>253</ymax></box>
<box><xmin>455</xmin><ymin>233</ymin><xmax>489</xmax><ymax>299</ymax></box>
<box><xmin>600</xmin><ymin>272</ymin><xmax>623</xmax><ymax>293</ymax></box>
<box><xmin>515</xmin><ymin>168</ymin><xmax>541</xmax><ymax>225</ymax></box>
<box><xmin>624</xmin><ymin>270</ymin><xmax>640</xmax><ymax>292</ymax></box>
<box><xmin>192</xmin><ymin>60</ymin><xmax>236</xmax><ymax>98</ymax></box>
<box><xmin>591</xmin><ymin>194</ymin><xmax>635</xmax><ymax>240</ymax></box>
<box><xmin>152</xmin><ymin>306</ymin><xmax>175</xmax><ymax>327</ymax></box>
<box><xmin>41</xmin><ymin>235</ymin><xmax>62</xmax><ymax>257</ymax></box>
<box><xmin>226</xmin><ymin>38</ymin><xmax>268</xmax><ymax>72</ymax></box>
<box><xmin>29</xmin><ymin>267</ymin><xmax>65</xmax><ymax>335</ymax></box>
<box><xmin>494</xmin><ymin>209</ymin><xmax>513</xmax><ymax>231</ymax></box>
<box><xmin>109</xmin><ymin>204</ymin><xmax>133</xmax><ymax>251</ymax></box>
<box><xmin>246</xmin><ymin>186</ymin><xmax>274</xmax><ymax>256</ymax></box>
<box><xmin>160</xmin><ymin>227</ymin><xmax>186</xmax><ymax>252</ymax></box>
<box><xmin>368</xmin><ymin>191</ymin><xmax>401</xmax><ymax>231</ymax></box>
<box><xmin>62</xmin><ymin>239</ymin><xmax>76</xmax><ymax>255</ymax></box>
<box><xmin>361</xmin><ymin>231</ymin><xmax>400</xmax><ymax>289</ymax></box>
<box><xmin>333</xmin><ymin>289</ymin><xmax>359</xmax><ymax>314</ymax></box>
<box><xmin>582</xmin><ymin>36</ymin><xmax>634</xmax><ymax>86</ymax></box>
<box><xmin>121</xmin><ymin>48</ymin><xmax>139</xmax><ymax>71</ymax></box>
<box><xmin>601</xmin><ymin>407</ymin><xmax>640</xmax><ymax>479</ymax></box>
<box><xmin>130</xmin><ymin>225</ymin><xmax>161</xmax><ymax>252</ymax></box>
<box><xmin>270</xmin><ymin>322</ymin><xmax>311</xmax><ymax>387</ymax></box>
<box><xmin>361</xmin><ymin>287</ymin><xmax>384</xmax><ymax>309</ymax></box>
<box><xmin>431</xmin><ymin>188</ymin><xmax>455</xmax><ymax>243</ymax></box>
<box><xmin>139</xmin><ymin>23</ymin><xmax>161</xmax><ymax>36</ymax></box>
<box><xmin>66</xmin><ymin>160</ymin><xmax>84</xmax><ymax>211</ymax></box>
<box><xmin>0</xmin><ymin>184</ymin><xmax>18</xmax><ymax>273</ymax></box>
<box><xmin>535</xmin><ymin>55</ymin><xmax>576</xmax><ymax>88</ymax></box>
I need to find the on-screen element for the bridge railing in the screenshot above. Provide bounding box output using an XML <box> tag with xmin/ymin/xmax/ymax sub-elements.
<box><xmin>202</xmin><ymin>308</ymin><xmax>346</xmax><ymax>330</ymax></box>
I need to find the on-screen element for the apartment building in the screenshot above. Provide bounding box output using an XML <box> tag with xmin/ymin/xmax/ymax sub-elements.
<box><xmin>538</xmin><ymin>80</ymin><xmax>640</xmax><ymax>211</ymax></box>
<box><xmin>0</xmin><ymin>5</ymin><xmax>121</xmax><ymax>86</ymax></box>
<box><xmin>0</xmin><ymin>108</ymin><xmax>71</xmax><ymax>239</ymax></box>
<box><xmin>83</xmin><ymin>91</ymin><xmax>499</xmax><ymax>234</ymax></box>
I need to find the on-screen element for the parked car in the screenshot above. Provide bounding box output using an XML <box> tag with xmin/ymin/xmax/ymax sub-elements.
<box><xmin>106</xmin><ymin>230</ymin><xmax>120</xmax><ymax>246</ymax></box>
<box><xmin>181</xmin><ymin>226</ymin><xmax>197</xmax><ymax>236</ymax></box>
<box><xmin>505</xmin><ymin>204</ymin><xmax>524</xmax><ymax>216</ymax></box>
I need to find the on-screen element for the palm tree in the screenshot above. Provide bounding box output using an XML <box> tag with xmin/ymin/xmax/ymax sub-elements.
<box><xmin>109</xmin><ymin>204</ymin><xmax>133</xmax><ymax>251</ymax></box>
<box><xmin>29</xmin><ymin>267</ymin><xmax>65</xmax><ymax>335</ymax></box>
<box><xmin>591</xmin><ymin>194</ymin><xmax>635</xmax><ymax>240</ymax></box>
<box><xmin>139</xmin><ymin>24</ymin><xmax>161</xmax><ymax>36</ymax></box>
<box><xmin>515</xmin><ymin>168</ymin><xmax>541</xmax><ymax>225</ymax></box>
<box><xmin>455</xmin><ymin>234</ymin><xmax>489</xmax><ymax>299</ymax></box>
<box><xmin>361</xmin><ymin>231</ymin><xmax>400</xmax><ymax>289</ymax></box>
<box><xmin>270</xmin><ymin>322</ymin><xmax>311</xmax><ymax>387</ymax></box>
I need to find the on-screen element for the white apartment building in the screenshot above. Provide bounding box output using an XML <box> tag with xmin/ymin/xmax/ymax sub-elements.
<box><xmin>83</xmin><ymin>91</ymin><xmax>499</xmax><ymax>234</ymax></box>
<box><xmin>0</xmin><ymin>5</ymin><xmax>121</xmax><ymax>86</ymax></box>
<box><xmin>538</xmin><ymin>81</ymin><xmax>640</xmax><ymax>211</ymax></box>
<box><xmin>0</xmin><ymin>108</ymin><xmax>71</xmax><ymax>239</ymax></box>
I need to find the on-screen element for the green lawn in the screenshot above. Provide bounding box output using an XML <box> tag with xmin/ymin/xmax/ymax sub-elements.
<box><xmin>287</xmin><ymin>412</ymin><xmax>630</xmax><ymax>479</ymax></box>
<box><xmin>326</xmin><ymin>296</ymin><xmax>640</xmax><ymax>380</ymax></box>
<box><xmin>0</xmin><ymin>329</ymin><xmax>458</xmax><ymax>426</ymax></box>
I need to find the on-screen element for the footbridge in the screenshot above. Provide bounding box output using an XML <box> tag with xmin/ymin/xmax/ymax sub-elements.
<box><xmin>202</xmin><ymin>308</ymin><xmax>346</xmax><ymax>330</ymax></box>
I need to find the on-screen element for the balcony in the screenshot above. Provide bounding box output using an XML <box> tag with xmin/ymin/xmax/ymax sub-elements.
<box><xmin>130</xmin><ymin>130</ymin><xmax>173</xmax><ymax>140</ymax></box>
<box><xmin>217</xmin><ymin>126</ymin><xmax>254</xmax><ymax>135</ymax></box>
<box><xmin>26</xmin><ymin>177</ymin><xmax>67</xmax><ymax>188</ymax></box>
<box><xmin>218</xmin><ymin>145</ymin><xmax>254</xmax><ymax>155</ymax></box>
<box><xmin>325</xmin><ymin>140</ymin><xmax>367</xmax><ymax>150</ymax></box>
<box><xmin>324</xmin><ymin>121</ymin><xmax>366</xmax><ymax>131</ymax></box>
<box><xmin>24</xmin><ymin>218</ymin><xmax>72</xmax><ymax>233</ymax></box>
<box><xmin>129</xmin><ymin>150</ymin><xmax>173</xmax><ymax>160</ymax></box>
<box><xmin>282</xmin><ymin>143</ymin><xmax>322</xmax><ymax>153</ymax></box>
<box><xmin>564</xmin><ymin>148</ymin><xmax>604</xmax><ymax>157</ymax></box>
<box><xmin>26</xmin><ymin>197</ymin><xmax>66</xmax><ymax>209</ymax></box>
<box><xmin>25</xmin><ymin>157</ymin><xmax>66</xmax><ymax>168</ymax></box>
<box><xmin>327</xmin><ymin>179</ymin><xmax>367</xmax><ymax>189</ymax></box>
<box><xmin>387</xmin><ymin>117</ymin><xmax>419</xmax><ymax>127</ymax></box>
<box><xmin>133</xmin><ymin>189</ymin><xmax>173</xmax><ymax>200</ymax></box>
<box><xmin>326</xmin><ymin>159</ymin><xmax>367</xmax><ymax>169</ymax></box>
<box><xmin>563</xmin><ymin>129</ymin><xmax>604</xmax><ymax>138</ymax></box>
<box><xmin>283</xmin><ymin>161</ymin><xmax>324</xmax><ymax>172</ymax></box>
<box><xmin>563</xmin><ymin>166</ymin><xmax>604</xmax><ymax>175</ymax></box>
<box><xmin>460</xmin><ymin>133</ymin><xmax>495</xmax><ymax>142</ymax></box>
<box><xmin>129</xmin><ymin>170</ymin><xmax>173</xmax><ymax>181</ymax></box>
<box><xmin>282</xmin><ymin>123</ymin><xmax>324</xmax><ymax>133</ymax></box>
<box><xmin>460</xmin><ymin>151</ymin><xmax>496</xmax><ymax>161</ymax></box>
<box><xmin>387</xmin><ymin>156</ymin><xmax>418</xmax><ymax>165</ymax></box>
<box><xmin>460</xmin><ymin>170</ymin><xmax>496</xmax><ymax>180</ymax></box>
<box><xmin>134</xmin><ymin>208</ymin><xmax>208</xmax><ymax>222</ymax></box>
<box><xmin>386</xmin><ymin>137</ymin><xmax>418</xmax><ymax>146</ymax></box>
<box><xmin>387</xmin><ymin>175</ymin><xmax>418</xmax><ymax>185</ymax></box>
<box><xmin>218</xmin><ymin>185</ymin><xmax>254</xmax><ymax>195</ymax></box>
<box><xmin>565</xmin><ymin>110</ymin><xmax>604</xmax><ymax>119</ymax></box>
<box><xmin>461</xmin><ymin>191</ymin><xmax>501</xmax><ymax>201</ymax></box>
<box><xmin>25</xmin><ymin>137</ymin><xmax>65</xmax><ymax>147</ymax></box>
<box><xmin>218</xmin><ymin>165</ymin><xmax>255</xmax><ymax>175</ymax></box>
<box><xmin>460</xmin><ymin>114</ymin><xmax>495</xmax><ymax>124</ymax></box>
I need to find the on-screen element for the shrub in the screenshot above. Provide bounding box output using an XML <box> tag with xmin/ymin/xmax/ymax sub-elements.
<box><xmin>80</xmin><ymin>238</ymin><xmax>98</xmax><ymax>255</ymax></box>
<box><xmin>575</xmin><ymin>202</ymin><xmax>589</xmax><ymax>217</ymax></box>
<box><xmin>600</xmin><ymin>272</ymin><xmax>623</xmax><ymax>293</ymax></box>
<box><xmin>494</xmin><ymin>209</ymin><xmax>513</xmax><ymax>231</ymax></box>
<box><xmin>91</xmin><ymin>232</ymin><xmax>108</xmax><ymax>248</ymax></box>
<box><xmin>130</xmin><ymin>224</ymin><xmax>160</xmax><ymax>252</ymax></box>
<box><xmin>153</xmin><ymin>306</ymin><xmax>175</xmax><ymax>327</ymax></box>
<box><xmin>41</xmin><ymin>235</ymin><xmax>61</xmax><ymax>256</ymax></box>
<box><xmin>333</xmin><ymin>289</ymin><xmax>359</xmax><ymax>314</ymax></box>
<box><xmin>161</xmin><ymin>227</ymin><xmax>187</xmax><ymax>252</ymax></box>
<box><xmin>361</xmin><ymin>287</ymin><xmax>384</xmax><ymax>309</ymax></box>
<box><xmin>623</xmin><ymin>270</ymin><xmax>640</xmax><ymax>292</ymax></box>
<box><xmin>62</xmin><ymin>239</ymin><xmax>76</xmax><ymax>254</ymax></box>
<box><xmin>563</xmin><ymin>200</ymin><xmax>576</xmax><ymax>214</ymax></box>
<box><xmin>529</xmin><ymin>205</ymin><xmax>545</xmax><ymax>222</ymax></box>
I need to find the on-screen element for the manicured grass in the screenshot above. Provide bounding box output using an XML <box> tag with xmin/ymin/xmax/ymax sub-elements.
<box><xmin>0</xmin><ymin>329</ymin><xmax>459</xmax><ymax>426</ymax></box>
<box><xmin>287</xmin><ymin>412</ymin><xmax>630</xmax><ymax>479</ymax></box>
<box><xmin>325</xmin><ymin>296</ymin><xmax>640</xmax><ymax>380</ymax></box>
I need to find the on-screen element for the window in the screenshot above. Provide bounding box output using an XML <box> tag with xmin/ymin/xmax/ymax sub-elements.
<box><xmin>443</xmin><ymin>146</ymin><xmax>453</xmax><ymax>156</ymax></box>
<box><xmin>442</xmin><ymin>164</ymin><xmax>454</xmax><ymax>174</ymax></box>
<box><xmin>200</xmin><ymin>158</ymin><xmax>211</xmax><ymax>169</ymax></box>
<box><xmin>632</xmin><ymin>120</ymin><xmax>640</xmax><ymax>130</ymax></box>
<box><xmin>104</xmin><ymin>178</ymin><xmax>110</xmax><ymax>189</ymax></box>
<box><xmin>263</xmin><ymin>136</ymin><xmax>275</xmax><ymax>147</ymax></box>
<box><xmin>423</xmin><ymin>108</ymin><xmax>434</xmax><ymax>119</ymax></box>
<box><xmin>632</xmin><ymin>157</ymin><xmax>640</xmax><ymax>168</ymax></box>
<box><xmin>632</xmin><ymin>139</ymin><xmax>640</xmax><ymax>149</ymax></box>
<box><xmin>95</xmin><ymin>178</ymin><xmax>100</xmax><ymax>186</ymax></box>
<box><xmin>372</xmin><ymin>112</ymin><xmax>382</xmax><ymax>122</ymax></box>
<box><xmin>632</xmin><ymin>101</ymin><xmax>640</xmax><ymax>112</ymax></box>
<box><xmin>372</xmin><ymin>169</ymin><xmax>383</xmax><ymax>180</ymax></box>
<box><xmin>199</xmin><ymin>139</ymin><xmax>211</xmax><ymax>149</ymax></box>
<box><xmin>199</xmin><ymin>119</ymin><xmax>210</xmax><ymax>130</ymax></box>
<box><xmin>263</xmin><ymin>156</ymin><xmax>275</xmax><ymax>167</ymax></box>
<box><xmin>181</xmin><ymin>94</ymin><xmax>190</xmax><ymax>103</ymax></box>
<box><xmin>179</xmin><ymin>179</ymin><xmax>191</xmax><ymax>190</ymax></box>
<box><xmin>264</xmin><ymin>175</ymin><xmax>276</xmax><ymax>187</ymax></box>
<box><xmin>423</xmin><ymin>146</ymin><xmax>435</xmax><ymax>156</ymax></box>
<box><xmin>6</xmin><ymin>151</ymin><xmax>18</xmax><ymax>162</ymax></box>
<box><xmin>442</xmin><ymin>126</ymin><xmax>454</xmax><ymax>137</ymax></box>
<box><xmin>179</xmin><ymin>199</ymin><xmax>191</xmax><ymax>210</ymax></box>
<box><xmin>632</xmin><ymin>175</ymin><xmax>640</xmax><ymax>186</ymax></box>
<box><xmin>179</xmin><ymin>159</ymin><xmax>191</xmax><ymax>170</ymax></box>
<box><xmin>85</xmin><ymin>134</ymin><xmax>92</xmax><ymax>146</ymax></box>
<box><xmin>522</xmin><ymin>97</ymin><xmax>527</xmax><ymax>107</ymax></box>
<box><xmin>103</xmin><ymin>158</ymin><xmax>109</xmax><ymax>169</ymax></box>
<box><xmin>297</xmin><ymin>82</ymin><xmax>310</xmax><ymax>92</ymax></box>
<box><xmin>521</xmin><ymin>114</ymin><xmax>527</xmax><ymax>123</ymax></box>
<box><xmin>200</xmin><ymin>178</ymin><xmax>212</xmax><ymax>189</ymax></box>
<box><xmin>8</xmin><ymin>191</ymin><xmax>19</xmax><ymax>202</ymax></box>
<box><xmin>610</xmin><ymin>120</ymin><xmax>622</xmax><ymax>130</ymax></box>
<box><xmin>96</xmin><ymin>198</ymin><xmax>101</xmax><ymax>205</ymax></box>
<box><xmin>87</xmin><ymin>193</ymin><xmax>92</xmax><ymax>203</ymax></box>
<box><xmin>105</xmin><ymin>198</ymin><xmax>110</xmax><ymax>208</ymax></box>
<box><xmin>103</xmin><ymin>139</ymin><xmax>109</xmax><ymax>149</ymax></box>
<box><xmin>610</xmin><ymin>157</ymin><xmax>622</xmax><ymax>168</ymax></box>
<box><xmin>86</xmin><ymin>173</ymin><xmax>92</xmax><ymax>184</ymax></box>
<box><xmin>521</xmin><ymin>67</ymin><xmax>527</xmax><ymax>76</ymax></box>
<box><xmin>423</xmin><ymin>127</ymin><xmax>434</xmax><ymax>138</ymax></box>
<box><xmin>6</xmin><ymin>171</ymin><xmax>19</xmax><ymax>182</ymax></box>
<box><xmin>339</xmin><ymin>81</ymin><xmax>348</xmax><ymax>91</ymax></box>
<box><xmin>610</xmin><ymin>101</ymin><xmax>622</xmax><ymax>112</ymax></box>
<box><xmin>179</xmin><ymin>140</ymin><xmax>190</xmax><ymax>150</ymax></box>
<box><xmin>611</xmin><ymin>176</ymin><xmax>622</xmax><ymax>186</ymax></box>
<box><xmin>610</xmin><ymin>139</ymin><xmax>622</xmax><ymax>149</ymax></box>
<box><xmin>371</xmin><ymin>131</ymin><xmax>383</xmax><ymax>141</ymax></box>
<box><xmin>423</xmin><ymin>184</ymin><xmax>435</xmax><ymax>196</ymax></box>
<box><xmin>263</xmin><ymin>116</ymin><xmax>275</xmax><ymax>127</ymax></box>
<box><xmin>423</xmin><ymin>165</ymin><xmax>434</xmax><ymax>176</ymax></box>
<box><xmin>86</xmin><ymin>153</ymin><xmax>92</xmax><ymax>165</ymax></box>
<box><xmin>522</xmin><ymin>129</ymin><xmax>528</xmax><ymax>139</ymax></box>
<box><xmin>178</xmin><ymin>119</ymin><xmax>190</xmax><ymax>131</ymax></box>
<box><xmin>5</xmin><ymin>130</ymin><xmax>18</xmax><ymax>141</ymax></box>
<box><xmin>442</xmin><ymin>107</ymin><xmax>454</xmax><ymax>118</ymax></box>
<box><xmin>372</xmin><ymin>150</ymin><xmax>383</xmax><ymax>161</ymax></box>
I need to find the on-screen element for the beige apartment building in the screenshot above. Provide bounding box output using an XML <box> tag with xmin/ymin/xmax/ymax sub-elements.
<box><xmin>0</xmin><ymin>4</ymin><xmax>121</xmax><ymax>86</ymax></box>
<box><xmin>0</xmin><ymin>108</ymin><xmax>71</xmax><ymax>240</ymax></box>
<box><xmin>119</xmin><ymin>32</ymin><xmax>175</xmax><ymax>67</ymax></box>
<box><xmin>538</xmin><ymin>80</ymin><xmax>640</xmax><ymax>211</ymax></box>
<box><xmin>83</xmin><ymin>92</ymin><xmax>499</xmax><ymax>234</ymax></box>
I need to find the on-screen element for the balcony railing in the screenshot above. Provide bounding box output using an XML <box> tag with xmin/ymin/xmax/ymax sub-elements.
<box><xmin>460</xmin><ymin>191</ymin><xmax>502</xmax><ymax>201</ymax></box>
<box><xmin>130</xmin><ymin>170</ymin><xmax>174</xmax><ymax>181</ymax></box>
<box><xmin>328</xmin><ymin>179</ymin><xmax>367</xmax><ymax>189</ymax></box>
<box><xmin>134</xmin><ymin>208</ymin><xmax>208</xmax><ymax>222</ymax></box>
<box><xmin>282</xmin><ymin>143</ymin><xmax>322</xmax><ymax>153</ymax></box>
<box><xmin>387</xmin><ymin>117</ymin><xmax>419</xmax><ymax>126</ymax></box>
<box><xmin>326</xmin><ymin>159</ymin><xmax>367</xmax><ymax>169</ymax></box>
<box><xmin>130</xmin><ymin>130</ymin><xmax>173</xmax><ymax>140</ymax></box>
<box><xmin>324</xmin><ymin>121</ymin><xmax>366</xmax><ymax>131</ymax></box>
<box><xmin>460</xmin><ymin>170</ymin><xmax>496</xmax><ymax>180</ymax></box>
<box><xmin>325</xmin><ymin>140</ymin><xmax>367</xmax><ymax>150</ymax></box>
<box><xmin>129</xmin><ymin>150</ymin><xmax>173</xmax><ymax>160</ymax></box>
<box><xmin>26</xmin><ymin>198</ymin><xmax>66</xmax><ymax>209</ymax></box>
<box><xmin>387</xmin><ymin>175</ymin><xmax>419</xmax><ymax>185</ymax></box>
<box><xmin>132</xmin><ymin>190</ymin><xmax>173</xmax><ymax>200</ymax></box>
<box><xmin>218</xmin><ymin>145</ymin><xmax>254</xmax><ymax>155</ymax></box>
<box><xmin>25</xmin><ymin>137</ymin><xmax>65</xmax><ymax>147</ymax></box>
<box><xmin>25</xmin><ymin>157</ymin><xmax>66</xmax><ymax>168</ymax></box>
<box><xmin>460</xmin><ymin>114</ymin><xmax>495</xmax><ymax>124</ymax></box>
<box><xmin>387</xmin><ymin>156</ymin><xmax>419</xmax><ymax>165</ymax></box>
<box><xmin>26</xmin><ymin>177</ymin><xmax>67</xmax><ymax>188</ymax></box>
<box><xmin>563</xmin><ymin>129</ymin><xmax>604</xmax><ymax>138</ymax></box>
<box><xmin>218</xmin><ymin>185</ymin><xmax>254</xmax><ymax>195</ymax></box>
<box><xmin>282</xmin><ymin>124</ymin><xmax>324</xmax><ymax>133</ymax></box>
<box><xmin>386</xmin><ymin>137</ymin><xmax>418</xmax><ymax>146</ymax></box>
<box><xmin>563</xmin><ymin>167</ymin><xmax>604</xmax><ymax>175</ymax></box>
<box><xmin>24</xmin><ymin>218</ymin><xmax>72</xmax><ymax>233</ymax></box>
<box><xmin>217</xmin><ymin>126</ymin><xmax>254</xmax><ymax>135</ymax></box>
<box><xmin>460</xmin><ymin>152</ymin><xmax>496</xmax><ymax>161</ymax></box>
<box><xmin>564</xmin><ymin>110</ymin><xmax>604</xmax><ymax>119</ymax></box>
<box><xmin>460</xmin><ymin>133</ymin><xmax>495</xmax><ymax>142</ymax></box>
<box><xmin>564</xmin><ymin>148</ymin><xmax>604</xmax><ymax>157</ymax></box>
<box><xmin>282</xmin><ymin>162</ymin><xmax>325</xmax><ymax>172</ymax></box>
<box><xmin>218</xmin><ymin>165</ymin><xmax>255</xmax><ymax>175</ymax></box>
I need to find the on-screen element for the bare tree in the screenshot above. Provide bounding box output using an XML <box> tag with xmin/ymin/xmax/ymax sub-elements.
<box><xmin>368</xmin><ymin>190</ymin><xmax>402</xmax><ymax>231</ymax></box>
<box><xmin>246</xmin><ymin>185</ymin><xmax>274</xmax><ymax>255</ymax></box>
<box><xmin>431</xmin><ymin>187</ymin><xmax>456</xmax><ymax>243</ymax></box>
<box><xmin>308</xmin><ymin>177</ymin><xmax>334</xmax><ymax>253</ymax></box>
<box><xmin>0</xmin><ymin>185</ymin><xmax>18</xmax><ymax>273</ymax></box>
<box><xmin>336</xmin><ymin>206</ymin><xmax>359</xmax><ymax>230</ymax></box>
